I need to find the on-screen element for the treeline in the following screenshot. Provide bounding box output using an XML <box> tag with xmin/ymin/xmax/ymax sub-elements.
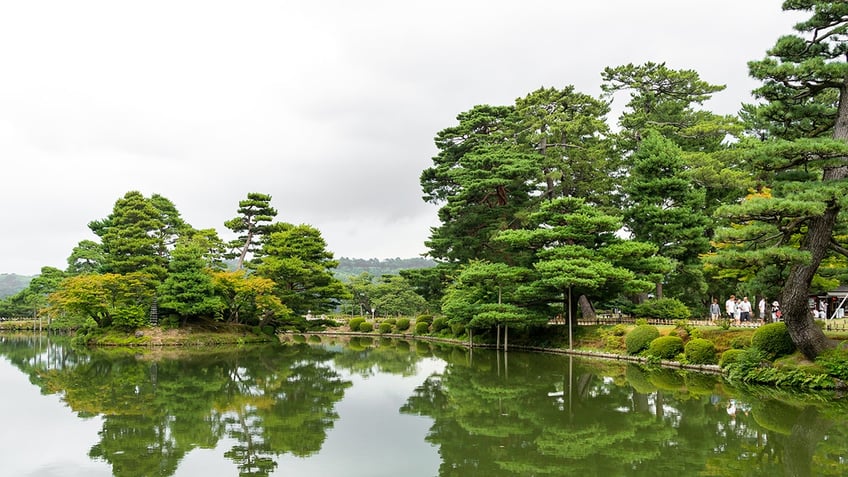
<box><xmin>335</xmin><ymin>257</ymin><xmax>435</xmax><ymax>281</ymax></box>
<box><xmin>413</xmin><ymin>2</ymin><xmax>848</xmax><ymax>360</ymax></box>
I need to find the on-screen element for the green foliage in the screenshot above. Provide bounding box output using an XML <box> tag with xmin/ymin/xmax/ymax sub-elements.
<box><xmin>625</xmin><ymin>324</ymin><xmax>660</xmax><ymax>355</ymax></box>
<box><xmin>815</xmin><ymin>348</ymin><xmax>848</xmax><ymax>381</ymax></box>
<box><xmin>358</xmin><ymin>321</ymin><xmax>374</xmax><ymax>333</ymax></box>
<box><xmin>450</xmin><ymin>323</ymin><xmax>465</xmax><ymax>336</ymax></box>
<box><xmin>382</xmin><ymin>317</ymin><xmax>397</xmax><ymax>325</ymax></box>
<box><xmin>751</xmin><ymin>322</ymin><xmax>795</xmax><ymax>359</ymax></box>
<box><xmin>395</xmin><ymin>318</ymin><xmax>410</xmax><ymax>331</ymax></box>
<box><xmin>415</xmin><ymin>321</ymin><xmax>430</xmax><ymax>335</ymax></box>
<box><xmin>633</xmin><ymin>298</ymin><xmax>691</xmax><ymax>320</ymax></box>
<box><xmin>719</xmin><ymin>349</ymin><xmax>748</xmax><ymax>369</ymax></box>
<box><xmin>684</xmin><ymin>338</ymin><xmax>717</xmax><ymax>365</ymax></box>
<box><xmin>157</xmin><ymin>240</ymin><xmax>220</xmax><ymax>320</ymax></box>
<box><xmin>730</xmin><ymin>336</ymin><xmax>750</xmax><ymax>349</ymax></box>
<box><xmin>416</xmin><ymin>314</ymin><xmax>433</xmax><ymax>325</ymax></box>
<box><xmin>432</xmin><ymin>317</ymin><xmax>449</xmax><ymax>333</ymax></box>
<box><xmin>224</xmin><ymin>192</ymin><xmax>277</xmax><ymax>270</ymax></box>
<box><xmin>378</xmin><ymin>322</ymin><xmax>393</xmax><ymax>334</ymax></box>
<box><xmin>110</xmin><ymin>305</ymin><xmax>148</xmax><ymax>330</ymax></box>
<box><xmin>348</xmin><ymin>317</ymin><xmax>365</xmax><ymax>332</ymax></box>
<box><xmin>646</xmin><ymin>335</ymin><xmax>684</xmax><ymax>360</ymax></box>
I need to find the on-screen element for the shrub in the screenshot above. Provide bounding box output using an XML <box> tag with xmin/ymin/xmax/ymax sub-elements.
<box><xmin>633</xmin><ymin>298</ymin><xmax>691</xmax><ymax>320</ymax></box>
<box><xmin>816</xmin><ymin>348</ymin><xmax>848</xmax><ymax>380</ymax></box>
<box><xmin>730</xmin><ymin>336</ymin><xmax>751</xmax><ymax>349</ymax></box>
<box><xmin>751</xmin><ymin>322</ymin><xmax>795</xmax><ymax>359</ymax></box>
<box><xmin>450</xmin><ymin>323</ymin><xmax>465</xmax><ymax>336</ymax></box>
<box><xmin>685</xmin><ymin>338</ymin><xmax>718</xmax><ymax>365</ymax></box>
<box><xmin>647</xmin><ymin>336</ymin><xmax>684</xmax><ymax>360</ymax></box>
<box><xmin>719</xmin><ymin>349</ymin><xmax>747</xmax><ymax>368</ymax></box>
<box><xmin>625</xmin><ymin>325</ymin><xmax>660</xmax><ymax>355</ymax></box>
<box><xmin>378</xmin><ymin>322</ymin><xmax>393</xmax><ymax>334</ymax></box>
<box><xmin>396</xmin><ymin>318</ymin><xmax>410</xmax><ymax>331</ymax></box>
<box><xmin>358</xmin><ymin>321</ymin><xmax>374</xmax><ymax>333</ymax></box>
<box><xmin>349</xmin><ymin>317</ymin><xmax>366</xmax><ymax>332</ymax></box>
<box><xmin>383</xmin><ymin>317</ymin><xmax>397</xmax><ymax>325</ymax></box>
<box><xmin>415</xmin><ymin>321</ymin><xmax>430</xmax><ymax>335</ymax></box>
<box><xmin>432</xmin><ymin>317</ymin><xmax>449</xmax><ymax>333</ymax></box>
<box><xmin>416</xmin><ymin>314</ymin><xmax>433</xmax><ymax>325</ymax></box>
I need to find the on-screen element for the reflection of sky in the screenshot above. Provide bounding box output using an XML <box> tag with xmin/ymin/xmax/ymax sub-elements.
<box><xmin>0</xmin><ymin>358</ymin><xmax>110</xmax><ymax>477</ymax></box>
<box><xmin>176</xmin><ymin>357</ymin><xmax>445</xmax><ymax>477</ymax></box>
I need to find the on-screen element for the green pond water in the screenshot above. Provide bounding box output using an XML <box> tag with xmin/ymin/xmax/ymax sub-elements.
<box><xmin>0</xmin><ymin>334</ymin><xmax>846</xmax><ymax>477</ymax></box>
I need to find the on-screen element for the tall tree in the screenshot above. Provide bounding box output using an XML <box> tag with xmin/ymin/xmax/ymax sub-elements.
<box><xmin>157</xmin><ymin>240</ymin><xmax>221</xmax><ymax>323</ymax></box>
<box><xmin>622</xmin><ymin>131</ymin><xmax>711</xmax><ymax>299</ymax></box>
<box><xmin>66</xmin><ymin>240</ymin><xmax>105</xmax><ymax>275</ymax></box>
<box><xmin>718</xmin><ymin>0</ymin><xmax>848</xmax><ymax>358</ymax></box>
<box><xmin>254</xmin><ymin>223</ymin><xmax>348</xmax><ymax>316</ymax></box>
<box><xmin>224</xmin><ymin>192</ymin><xmax>277</xmax><ymax>270</ymax></box>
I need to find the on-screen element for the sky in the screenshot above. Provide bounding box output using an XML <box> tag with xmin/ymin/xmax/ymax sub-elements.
<box><xmin>0</xmin><ymin>1</ymin><xmax>805</xmax><ymax>276</ymax></box>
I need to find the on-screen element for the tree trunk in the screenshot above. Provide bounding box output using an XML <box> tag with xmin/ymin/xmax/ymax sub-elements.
<box><xmin>655</xmin><ymin>282</ymin><xmax>663</xmax><ymax>300</ymax></box>
<box><xmin>578</xmin><ymin>295</ymin><xmax>595</xmax><ymax>321</ymax></box>
<box><xmin>782</xmin><ymin>83</ymin><xmax>848</xmax><ymax>359</ymax></box>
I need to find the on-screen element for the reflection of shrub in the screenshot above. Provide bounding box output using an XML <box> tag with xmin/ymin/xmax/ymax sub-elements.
<box><xmin>647</xmin><ymin>336</ymin><xmax>684</xmax><ymax>359</ymax></box>
<box><xmin>633</xmin><ymin>298</ymin><xmax>691</xmax><ymax>320</ymax></box>
<box><xmin>432</xmin><ymin>317</ymin><xmax>449</xmax><ymax>333</ymax></box>
<box><xmin>358</xmin><ymin>322</ymin><xmax>374</xmax><ymax>332</ymax></box>
<box><xmin>751</xmin><ymin>322</ymin><xmax>795</xmax><ymax>359</ymax></box>
<box><xmin>625</xmin><ymin>364</ymin><xmax>656</xmax><ymax>394</ymax></box>
<box><xmin>349</xmin><ymin>317</ymin><xmax>365</xmax><ymax>331</ymax></box>
<box><xmin>684</xmin><ymin>373</ymin><xmax>719</xmax><ymax>394</ymax></box>
<box><xmin>396</xmin><ymin>318</ymin><xmax>410</xmax><ymax>331</ymax></box>
<box><xmin>308</xmin><ymin>335</ymin><xmax>321</xmax><ymax>343</ymax></box>
<box><xmin>648</xmin><ymin>368</ymin><xmax>685</xmax><ymax>391</ymax></box>
<box><xmin>685</xmin><ymin>338</ymin><xmax>717</xmax><ymax>364</ymax></box>
<box><xmin>378</xmin><ymin>322</ymin><xmax>393</xmax><ymax>334</ymax></box>
<box><xmin>719</xmin><ymin>349</ymin><xmax>746</xmax><ymax>368</ymax></box>
<box><xmin>625</xmin><ymin>325</ymin><xmax>660</xmax><ymax>355</ymax></box>
<box><xmin>415</xmin><ymin>321</ymin><xmax>430</xmax><ymax>334</ymax></box>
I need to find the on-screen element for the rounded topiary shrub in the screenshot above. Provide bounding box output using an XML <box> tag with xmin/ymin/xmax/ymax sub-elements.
<box><xmin>625</xmin><ymin>324</ymin><xmax>661</xmax><ymax>355</ymax></box>
<box><xmin>383</xmin><ymin>317</ymin><xmax>397</xmax><ymax>325</ymax></box>
<box><xmin>432</xmin><ymin>317</ymin><xmax>449</xmax><ymax>333</ymax></box>
<box><xmin>751</xmin><ymin>322</ymin><xmax>795</xmax><ymax>359</ymax></box>
<box><xmin>719</xmin><ymin>349</ymin><xmax>747</xmax><ymax>368</ymax></box>
<box><xmin>684</xmin><ymin>338</ymin><xmax>717</xmax><ymax>364</ymax></box>
<box><xmin>349</xmin><ymin>317</ymin><xmax>366</xmax><ymax>332</ymax></box>
<box><xmin>358</xmin><ymin>321</ymin><xmax>374</xmax><ymax>333</ymax></box>
<box><xmin>416</xmin><ymin>314</ymin><xmax>433</xmax><ymax>325</ymax></box>
<box><xmin>378</xmin><ymin>322</ymin><xmax>393</xmax><ymax>334</ymax></box>
<box><xmin>396</xmin><ymin>318</ymin><xmax>410</xmax><ymax>331</ymax></box>
<box><xmin>647</xmin><ymin>335</ymin><xmax>684</xmax><ymax>360</ymax></box>
<box><xmin>415</xmin><ymin>321</ymin><xmax>430</xmax><ymax>335</ymax></box>
<box><xmin>633</xmin><ymin>298</ymin><xmax>691</xmax><ymax>321</ymax></box>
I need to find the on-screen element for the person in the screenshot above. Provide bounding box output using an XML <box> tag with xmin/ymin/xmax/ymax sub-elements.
<box><xmin>772</xmin><ymin>300</ymin><xmax>781</xmax><ymax>321</ymax></box>
<box><xmin>710</xmin><ymin>298</ymin><xmax>721</xmax><ymax>323</ymax></box>
<box><xmin>735</xmin><ymin>297</ymin><xmax>742</xmax><ymax>324</ymax></box>
<box><xmin>739</xmin><ymin>297</ymin><xmax>752</xmax><ymax>323</ymax></box>
<box><xmin>758</xmin><ymin>297</ymin><xmax>766</xmax><ymax>322</ymax></box>
<box><xmin>725</xmin><ymin>295</ymin><xmax>737</xmax><ymax>325</ymax></box>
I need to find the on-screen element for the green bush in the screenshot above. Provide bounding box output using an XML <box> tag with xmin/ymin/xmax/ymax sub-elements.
<box><xmin>358</xmin><ymin>321</ymin><xmax>374</xmax><ymax>333</ymax></box>
<box><xmin>751</xmin><ymin>322</ymin><xmax>795</xmax><ymax>359</ymax></box>
<box><xmin>625</xmin><ymin>324</ymin><xmax>660</xmax><ymax>355</ymax></box>
<box><xmin>815</xmin><ymin>348</ymin><xmax>848</xmax><ymax>380</ymax></box>
<box><xmin>396</xmin><ymin>318</ymin><xmax>410</xmax><ymax>331</ymax></box>
<box><xmin>450</xmin><ymin>323</ymin><xmax>465</xmax><ymax>336</ymax></box>
<box><xmin>647</xmin><ymin>335</ymin><xmax>684</xmax><ymax>360</ymax></box>
<box><xmin>730</xmin><ymin>336</ymin><xmax>750</xmax><ymax>349</ymax></box>
<box><xmin>415</xmin><ymin>321</ymin><xmax>430</xmax><ymax>335</ymax></box>
<box><xmin>684</xmin><ymin>338</ymin><xmax>717</xmax><ymax>364</ymax></box>
<box><xmin>349</xmin><ymin>317</ymin><xmax>366</xmax><ymax>332</ymax></box>
<box><xmin>383</xmin><ymin>317</ymin><xmax>397</xmax><ymax>325</ymax></box>
<box><xmin>416</xmin><ymin>314</ymin><xmax>433</xmax><ymax>325</ymax></box>
<box><xmin>633</xmin><ymin>298</ymin><xmax>691</xmax><ymax>320</ymax></box>
<box><xmin>378</xmin><ymin>322</ymin><xmax>393</xmax><ymax>334</ymax></box>
<box><xmin>719</xmin><ymin>349</ymin><xmax>747</xmax><ymax>368</ymax></box>
<box><xmin>432</xmin><ymin>317</ymin><xmax>449</xmax><ymax>333</ymax></box>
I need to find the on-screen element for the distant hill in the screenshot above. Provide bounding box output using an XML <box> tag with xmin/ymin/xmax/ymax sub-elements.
<box><xmin>0</xmin><ymin>274</ymin><xmax>33</xmax><ymax>298</ymax></box>
<box><xmin>335</xmin><ymin>257</ymin><xmax>436</xmax><ymax>281</ymax></box>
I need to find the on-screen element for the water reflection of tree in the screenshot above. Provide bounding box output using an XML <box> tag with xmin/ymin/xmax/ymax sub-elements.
<box><xmin>401</xmin><ymin>349</ymin><xmax>848</xmax><ymax>477</ymax></box>
<box><xmin>329</xmin><ymin>337</ymin><xmax>426</xmax><ymax>377</ymax></box>
<box><xmin>0</xmin><ymin>338</ymin><xmax>350</xmax><ymax>477</ymax></box>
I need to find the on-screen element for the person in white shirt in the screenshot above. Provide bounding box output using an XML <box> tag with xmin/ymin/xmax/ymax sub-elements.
<box><xmin>725</xmin><ymin>295</ymin><xmax>737</xmax><ymax>325</ymax></box>
<box><xmin>739</xmin><ymin>297</ymin><xmax>752</xmax><ymax>322</ymax></box>
<box><xmin>758</xmin><ymin>298</ymin><xmax>766</xmax><ymax>322</ymax></box>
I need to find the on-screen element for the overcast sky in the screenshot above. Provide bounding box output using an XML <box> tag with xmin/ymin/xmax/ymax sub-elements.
<box><xmin>0</xmin><ymin>1</ymin><xmax>804</xmax><ymax>276</ymax></box>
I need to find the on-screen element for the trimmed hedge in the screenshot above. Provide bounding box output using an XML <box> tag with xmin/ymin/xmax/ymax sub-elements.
<box><xmin>684</xmin><ymin>338</ymin><xmax>717</xmax><ymax>364</ymax></box>
<box><xmin>416</xmin><ymin>315</ymin><xmax>434</xmax><ymax>325</ymax></box>
<box><xmin>625</xmin><ymin>325</ymin><xmax>660</xmax><ymax>355</ymax></box>
<box><xmin>349</xmin><ymin>317</ymin><xmax>366</xmax><ymax>332</ymax></box>
<box><xmin>647</xmin><ymin>335</ymin><xmax>684</xmax><ymax>360</ymax></box>
<box><xmin>396</xmin><ymin>318</ymin><xmax>411</xmax><ymax>331</ymax></box>
<box><xmin>378</xmin><ymin>322</ymin><xmax>393</xmax><ymax>334</ymax></box>
<box><xmin>432</xmin><ymin>317</ymin><xmax>449</xmax><ymax>333</ymax></box>
<box><xmin>358</xmin><ymin>322</ymin><xmax>374</xmax><ymax>333</ymax></box>
<box><xmin>751</xmin><ymin>322</ymin><xmax>795</xmax><ymax>359</ymax></box>
<box><xmin>415</xmin><ymin>321</ymin><xmax>430</xmax><ymax>334</ymax></box>
<box><xmin>719</xmin><ymin>349</ymin><xmax>747</xmax><ymax>368</ymax></box>
<box><xmin>633</xmin><ymin>298</ymin><xmax>691</xmax><ymax>320</ymax></box>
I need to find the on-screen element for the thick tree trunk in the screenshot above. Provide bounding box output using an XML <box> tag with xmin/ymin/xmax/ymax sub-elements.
<box><xmin>578</xmin><ymin>295</ymin><xmax>595</xmax><ymax>321</ymax></box>
<box><xmin>782</xmin><ymin>84</ymin><xmax>848</xmax><ymax>359</ymax></box>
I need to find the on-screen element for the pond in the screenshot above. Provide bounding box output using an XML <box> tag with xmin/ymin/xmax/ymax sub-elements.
<box><xmin>0</xmin><ymin>334</ymin><xmax>846</xmax><ymax>477</ymax></box>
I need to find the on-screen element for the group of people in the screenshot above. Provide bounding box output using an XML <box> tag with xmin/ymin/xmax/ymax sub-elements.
<box><xmin>709</xmin><ymin>295</ymin><xmax>780</xmax><ymax>325</ymax></box>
